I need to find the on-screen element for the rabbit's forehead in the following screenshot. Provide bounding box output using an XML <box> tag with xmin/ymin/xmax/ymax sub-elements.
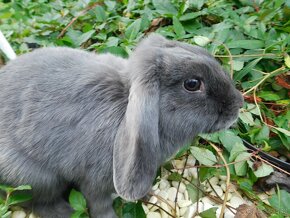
<box><xmin>161</xmin><ymin>56</ymin><xmax>230</xmax><ymax>88</ymax></box>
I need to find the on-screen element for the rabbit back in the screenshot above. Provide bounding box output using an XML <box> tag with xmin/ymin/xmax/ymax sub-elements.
<box><xmin>0</xmin><ymin>47</ymin><xmax>129</xmax><ymax>187</ymax></box>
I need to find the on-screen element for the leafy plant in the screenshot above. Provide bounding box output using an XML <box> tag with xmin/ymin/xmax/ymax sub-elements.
<box><xmin>0</xmin><ymin>0</ymin><xmax>289</xmax><ymax>217</ymax></box>
<box><xmin>69</xmin><ymin>189</ymin><xmax>89</xmax><ymax>218</ymax></box>
<box><xmin>0</xmin><ymin>185</ymin><xmax>32</xmax><ymax>218</ymax></box>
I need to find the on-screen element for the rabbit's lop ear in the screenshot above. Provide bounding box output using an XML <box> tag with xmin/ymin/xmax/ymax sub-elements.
<box><xmin>113</xmin><ymin>49</ymin><xmax>161</xmax><ymax>201</ymax></box>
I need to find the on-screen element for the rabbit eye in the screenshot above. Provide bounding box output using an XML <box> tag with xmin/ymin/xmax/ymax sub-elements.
<box><xmin>183</xmin><ymin>79</ymin><xmax>201</xmax><ymax>92</ymax></box>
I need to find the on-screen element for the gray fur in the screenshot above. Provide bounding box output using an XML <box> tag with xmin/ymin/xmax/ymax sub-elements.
<box><xmin>0</xmin><ymin>34</ymin><xmax>243</xmax><ymax>218</ymax></box>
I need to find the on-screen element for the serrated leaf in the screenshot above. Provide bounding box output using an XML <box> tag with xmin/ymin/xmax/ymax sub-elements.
<box><xmin>125</xmin><ymin>19</ymin><xmax>141</xmax><ymax>41</ymax></box>
<box><xmin>229</xmin><ymin>142</ymin><xmax>247</xmax><ymax>162</ymax></box>
<box><xmin>234</xmin><ymin>152</ymin><xmax>251</xmax><ymax>176</ymax></box>
<box><xmin>152</xmin><ymin>0</ymin><xmax>178</xmax><ymax>16</ymax></box>
<box><xmin>269</xmin><ymin>190</ymin><xmax>290</xmax><ymax>214</ymax></box>
<box><xmin>173</xmin><ymin>16</ymin><xmax>185</xmax><ymax>37</ymax></box>
<box><xmin>200</xmin><ymin>207</ymin><xmax>218</xmax><ymax>218</ymax></box>
<box><xmin>191</xmin><ymin>147</ymin><xmax>217</xmax><ymax>166</ymax></box>
<box><xmin>69</xmin><ymin>189</ymin><xmax>87</xmax><ymax>211</ymax></box>
<box><xmin>239</xmin><ymin>111</ymin><xmax>255</xmax><ymax>126</ymax></box>
<box><xmin>248</xmin><ymin>161</ymin><xmax>273</xmax><ymax>177</ymax></box>
<box><xmin>219</xmin><ymin>130</ymin><xmax>243</xmax><ymax>152</ymax></box>
<box><xmin>200</xmin><ymin>132</ymin><xmax>220</xmax><ymax>143</ymax></box>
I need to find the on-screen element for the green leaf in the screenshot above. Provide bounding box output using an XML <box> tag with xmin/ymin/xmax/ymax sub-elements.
<box><xmin>1</xmin><ymin>211</ymin><xmax>11</xmax><ymax>218</ymax></box>
<box><xmin>194</xmin><ymin>36</ymin><xmax>211</xmax><ymax>46</ymax></box>
<box><xmin>190</xmin><ymin>0</ymin><xmax>206</xmax><ymax>9</ymax></box>
<box><xmin>175</xmin><ymin>143</ymin><xmax>191</xmax><ymax>158</ymax></box>
<box><xmin>0</xmin><ymin>205</ymin><xmax>9</xmax><ymax>216</ymax></box>
<box><xmin>255</xmin><ymin>124</ymin><xmax>270</xmax><ymax>142</ymax></box>
<box><xmin>179</xmin><ymin>11</ymin><xmax>204</xmax><ymax>21</ymax></box>
<box><xmin>95</xmin><ymin>6</ymin><xmax>107</xmax><ymax>22</ymax></box>
<box><xmin>122</xmin><ymin>202</ymin><xmax>146</xmax><ymax>218</ymax></box>
<box><xmin>113</xmin><ymin>197</ymin><xmax>123</xmax><ymax>218</ymax></box>
<box><xmin>66</xmin><ymin>29</ymin><xmax>95</xmax><ymax>47</ymax></box>
<box><xmin>69</xmin><ymin>189</ymin><xmax>87</xmax><ymax>211</ymax></box>
<box><xmin>98</xmin><ymin>46</ymin><xmax>128</xmax><ymax>58</ymax></box>
<box><xmin>173</xmin><ymin>16</ymin><xmax>185</xmax><ymax>37</ymax></box>
<box><xmin>248</xmin><ymin>161</ymin><xmax>274</xmax><ymax>178</ymax></box>
<box><xmin>125</xmin><ymin>18</ymin><xmax>141</xmax><ymax>41</ymax></box>
<box><xmin>71</xmin><ymin>211</ymin><xmax>89</xmax><ymax>218</ymax></box>
<box><xmin>200</xmin><ymin>207</ymin><xmax>218</xmax><ymax>218</ymax></box>
<box><xmin>234</xmin><ymin>58</ymin><xmax>262</xmax><ymax>81</ymax></box>
<box><xmin>186</xmin><ymin>182</ymin><xmax>203</xmax><ymax>203</ymax></box>
<box><xmin>218</xmin><ymin>130</ymin><xmax>243</xmax><ymax>152</ymax></box>
<box><xmin>167</xmin><ymin>172</ymin><xmax>182</xmax><ymax>181</ymax></box>
<box><xmin>239</xmin><ymin>111</ymin><xmax>255</xmax><ymax>126</ymax></box>
<box><xmin>0</xmin><ymin>185</ymin><xmax>14</xmax><ymax>193</ymax></box>
<box><xmin>227</xmin><ymin>40</ymin><xmax>264</xmax><ymax>49</ymax></box>
<box><xmin>269</xmin><ymin>214</ymin><xmax>284</xmax><ymax>218</ymax></box>
<box><xmin>190</xmin><ymin>147</ymin><xmax>217</xmax><ymax>166</ymax></box>
<box><xmin>269</xmin><ymin>190</ymin><xmax>290</xmax><ymax>214</ymax></box>
<box><xmin>234</xmin><ymin>152</ymin><xmax>251</xmax><ymax>176</ymax></box>
<box><xmin>272</xmin><ymin>127</ymin><xmax>290</xmax><ymax>137</ymax></box>
<box><xmin>152</xmin><ymin>0</ymin><xmax>178</xmax><ymax>16</ymax></box>
<box><xmin>238</xmin><ymin>178</ymin><xmax>253</xmax><ymax>192</ymax></box>
<box><xmin>8</xmin><ymin>192</ymin><xmax>32</xmax><ymax>205</ymax></box>
<box><xmin>284</xmin><ymin>53</ymin><xmax>290</xmax><ymax>68</ymax></box>
<box><xmin>78</xmin><ymin>30</ymin><xmax>95</xmax><ymax>46</ymax></box>
<box><xmin>229</xmin><ymin>142</ymin><xmax>247</xmax><ymax>162</ymax></box>
<box><xmin>199</xmin><ymin>167</ymin><xmax>218</xmax><ymax>182</ymax></box>
<box><xmin>200</xmin><ymin>132</ymin><xmax>220</xmax><ymax>143</ymax></box>
<box><xmin>232</xmin><ymin>60</ymin><xmax>244</xmax><ymax>71</ymax></box>
<box><xmin>13</xmin><ymin>185</ymin><xmax>32</xmax><ymax>191</ymax></box>
<box><xmin>258</xmin><ymin>91</ymin><xmax>281</xmax><ymax>101</ymax></box>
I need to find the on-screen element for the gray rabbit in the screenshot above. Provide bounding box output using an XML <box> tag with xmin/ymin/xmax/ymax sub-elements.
<box><xmin>0</xmin><ymin>34</ymin><xmax>243</xmax><ymax>218</ymax></box>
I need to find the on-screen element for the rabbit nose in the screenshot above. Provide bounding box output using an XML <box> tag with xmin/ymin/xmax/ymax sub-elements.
<box><xmin>237</xmin><ymin>91</ymin><xmax>244</xmax><ymax>108</ymax></box>
<box><xmin>239</xmin><ymin>100</ymin><xmax>244</xmax><ymax>108</ymax></box>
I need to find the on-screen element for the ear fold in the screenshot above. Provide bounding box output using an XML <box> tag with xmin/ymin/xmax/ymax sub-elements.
<box><xmin>113</xmin><ymin>59</ymin><xmax>161</xmax><ymax>201</ymax></box>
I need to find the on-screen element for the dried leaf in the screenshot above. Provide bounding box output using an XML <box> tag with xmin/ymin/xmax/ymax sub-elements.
<box><xmin>235</xmin><ymin>204</ymin><xmax>267</xmax><ymax>218</ymax></box>
<box><xmin>275</xmin><ymin>74</ymin><xmax>290</xmax><ymax>89</ymax></box>
<box><xmin>244</xmin><ymin>95</ymin><xmax>262</xmax><ymax>103</ymax></box>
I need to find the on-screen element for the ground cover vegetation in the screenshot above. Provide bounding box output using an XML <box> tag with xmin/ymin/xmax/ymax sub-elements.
<box><xmin>0</xmin><ymin>0</ymin><xmax>289</xmax><ymax>217</ymax></box>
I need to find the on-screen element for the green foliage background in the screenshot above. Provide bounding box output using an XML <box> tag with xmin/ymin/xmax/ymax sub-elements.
<box><xmin>0</xmin><ymin>0</ymin><xmax>289</xmax><ymax>217</ymax></box>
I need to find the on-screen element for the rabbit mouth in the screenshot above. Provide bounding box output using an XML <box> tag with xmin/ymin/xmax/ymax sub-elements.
<box><xmin>207</xmin><ymin>113</ymin><xmax>239</xmax><ymax>133</ymax></box>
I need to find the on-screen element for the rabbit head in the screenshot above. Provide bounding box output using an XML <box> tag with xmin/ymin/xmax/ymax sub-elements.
<box><xmin>113</xmin><ymin>34</ymin><xmax>243</xmax><ymax>201</ymax></box>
